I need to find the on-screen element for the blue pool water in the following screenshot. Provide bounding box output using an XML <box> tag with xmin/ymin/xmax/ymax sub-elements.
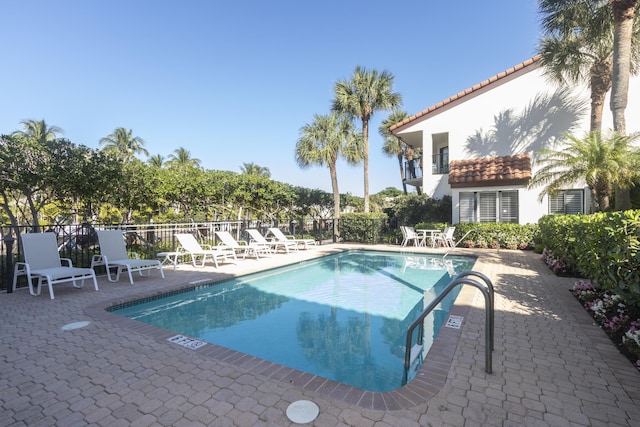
<box><xmin>112</xmin><ymin>250</ymin><xmax>476</xmax><ymax>392</ymax></box>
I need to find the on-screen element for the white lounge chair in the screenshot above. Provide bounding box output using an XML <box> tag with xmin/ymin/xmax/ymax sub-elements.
<box><xmin>246</xmin><ymin>229</ymin><xmax>297</xmax><ymax>254</ymax></box>
<box><xmin>91</xmin><ymin>230</ymin><xmax>165</xmax><ymax>284</ymax></box>
<box><xmin>215</xmin><ymin>230</ymin><xmax>271</xmax><ymax>259</ymax></box>
<box><xmin>175</xmin><ymin>233</ymin><xmax>237</xmax><ymax>267</ymax></box>
<box><xmin>267</xmin><ymin>227</ymin><xmax>316</xmax><ymax>250</ymax></box>
<box><xmin>12</xmin><ymin>232</ymin><xmax>98</xmax><ymax>299</ymax></box>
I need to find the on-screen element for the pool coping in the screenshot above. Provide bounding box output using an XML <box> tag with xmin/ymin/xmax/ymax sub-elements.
<box><xmin>84</xmin><ymin>253</ymin><xmax>479</xmax><ymax>411</ymax></box>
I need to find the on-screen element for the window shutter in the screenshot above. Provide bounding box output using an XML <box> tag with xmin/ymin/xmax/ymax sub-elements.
<box><xmin>549</xmin><ymin>193</ymin><xmax>564</xmax><ymax>214</ymax></box>
<box><xmin>459</xmin><ymin>192</ymin><xmax>475</xmax><ymax>223</ymax></box>
<box><xmin>564</xmin><ymin>190</ymin><xmax>583</xmax><ymax>214</ymax></box>
<box><xmin>479</xmin><ymin>192</ymin><xmax>497</xmax><ymax>222</ymax></box>
<box><xmin>500</xmin><ymin>191</ymin><xmax>518</xmax><ymax>223</ymax></box>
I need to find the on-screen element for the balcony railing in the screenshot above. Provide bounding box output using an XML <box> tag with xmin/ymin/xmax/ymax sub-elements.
<box><xmin>403</xmin><ymin>153</ymin><xmax>449</xmax><ymax>182</ymax></box>
<box><xmin>404</xmin><ymin>160</ymin><xmax>423</xmax><ymax>180</ymax></box>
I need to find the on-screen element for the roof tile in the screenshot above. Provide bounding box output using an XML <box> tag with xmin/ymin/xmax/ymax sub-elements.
<box><xmin>448</xmin><ymin>154</ymin><xmax>531</xmax><ymax>188</ymax></box>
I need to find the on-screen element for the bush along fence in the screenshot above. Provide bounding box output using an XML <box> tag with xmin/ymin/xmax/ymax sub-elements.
<box><xmin>339</xmin><ymin>213</ymin><xmax>391</xmax><ymax>244</ymax></box>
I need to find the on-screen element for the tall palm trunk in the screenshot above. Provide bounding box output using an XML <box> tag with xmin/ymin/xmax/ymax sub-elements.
<box><xmin>611</xmin><ymin>0</ymin><xmax>637</xmax><ymax>209</ymax></box>
<box><xmin>589</xmin><ymin>60</ymin><xmax>613</xmax><ymax>132</ymax></box>
<box><xmin>329</xmin><ymin>163</ymin><xmax>341</xmax><ymax>242</ymax></box>
<box><xmin>362</xmin><ymin>120</ymin><xmax>370</xmax><ymax>213</ymax></box>
<box><xmin>610</xmin><ymin>0</ymin><xmax>636</xmax><ymax>134</ymax></box>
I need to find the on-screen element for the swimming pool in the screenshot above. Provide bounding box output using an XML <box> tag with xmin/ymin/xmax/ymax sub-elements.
<box><xmin>111</xmin><ymin>250</ymin><xmax>476</xmax><ymax>392</ymax></box>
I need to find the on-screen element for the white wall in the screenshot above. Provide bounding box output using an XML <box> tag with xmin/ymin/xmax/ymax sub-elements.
<box><xmin>396</xmin><ymin>60</ymin><xmax>640</xmax><ymax>223</ymax></box>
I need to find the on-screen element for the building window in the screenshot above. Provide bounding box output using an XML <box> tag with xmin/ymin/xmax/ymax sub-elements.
<box><xmin>549</xmin><ymin>190</ymin><xmax>584</xmax><ymax>214</ymax></box>
<box><xmin>460</xmin><ymin>190</ymin><xmax>519</xmax><ymax>223</ymax></box>
<box><xmin>460</xmin><ymin>192</ymin><xmax>475</xmax><ymax>222</ymax></box>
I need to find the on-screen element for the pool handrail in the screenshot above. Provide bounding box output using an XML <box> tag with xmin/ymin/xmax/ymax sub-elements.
<box><xmin>402</xmin><ymin>271</ymin><xmax>494</xmax><ymax>385</ymax></box>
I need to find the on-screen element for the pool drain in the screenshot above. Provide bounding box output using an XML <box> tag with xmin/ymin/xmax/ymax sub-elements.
<box><xmin>286</xmin><ymin>400</ymin><xmax>319</xmax><ymax>424</ymax></box>
<box><xmin>61</xmin><ymin>321</ymin><xmax>91</xmax><ymax>331</ymax></box>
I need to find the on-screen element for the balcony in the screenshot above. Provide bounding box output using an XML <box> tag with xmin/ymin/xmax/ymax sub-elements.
<box><xmin>403</xmin><ymin>153</ymin><xmax>449</xmax><ymax>185</ymax></box>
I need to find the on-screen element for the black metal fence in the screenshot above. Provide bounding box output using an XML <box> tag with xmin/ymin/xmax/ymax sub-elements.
<box><xmin>1</xmin><ymin>217</ymin><xmax>394</xmax><ymax>291</ymax></box>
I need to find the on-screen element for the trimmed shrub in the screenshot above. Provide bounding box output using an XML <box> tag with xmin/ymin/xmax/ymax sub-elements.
<box><xmin>539</xmin><ymin>211</ymin><xmax>640</xmax><ymax>304</ymax></box>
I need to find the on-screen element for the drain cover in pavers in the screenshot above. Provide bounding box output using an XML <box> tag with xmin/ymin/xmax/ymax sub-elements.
<box><xmin>61</xmin><ymin>321</ymin><xmax>90</xmax><ymax>331</ymax></box>
<box><xmin>286</xmin><ymin>400</ymin><xmax>319</xmax><ymax>424</ymax></box>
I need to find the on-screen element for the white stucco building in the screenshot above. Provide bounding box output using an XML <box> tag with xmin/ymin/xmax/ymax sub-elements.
<box><xmin>391</xmin><ymin>56</ymin><xmax>640</xmax><ymax>224</ymax></box>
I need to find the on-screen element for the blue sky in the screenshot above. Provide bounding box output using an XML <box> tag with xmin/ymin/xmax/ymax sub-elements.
<box><xmin>0</xmin><ymin>0</ymin><xmax>540</xmax><ymax>196</ymax></box>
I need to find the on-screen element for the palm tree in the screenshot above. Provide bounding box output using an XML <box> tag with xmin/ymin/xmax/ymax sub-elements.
<box><xmin>538</xmin><ymin>0</ymin><xmax>616</xmax><ymax>132</ymax></box>
<box><xmin>380</xmin><ymin>110</ymin><xmax>409</xmax><ymax>194</ymax></box>
<box><xmin>295</xmin><ymin>112</ymin><xmax>360</xmax><ymax>240</ymax></box>
<box><xmin>13</xmin><ymin>119</ymin><xmax>63</xmax><ymax>143</ymax></box>
<box><xmin>240</xmin><ymin>162</ymin><xmax>271</xmax><ymax>178</ymax></box>
<box><xmin>99</xmin><ymin>127</ymin><xmax>148</xmax><ymax>164</ymax></box>
<box><xmin>610</xmin><ymin>0</ymin><xmax>640</xmax><ymax>135</ymax></box>
<box><xmin>609</xmin><ymin>0</ymin><xmax>640</xmax><ymax>209</ymax></box>
<box><xmin>166</xmin><ymin>147</ymin><xmax>201</xmax><ymax>168</ymax></box>
<box><xmin>528</xmin><ymin>131</ymin><xmax>640</xmax><ymax>211</ymax></box>
<box><xmin>332</xmin><ymin>66</ymin><xmax>402</xmax><ymax>212</ymax></box>
<box><xmin>147</xmin><ymin>154</ymin><xmax>165</xmax><ymax>168</ymax></box>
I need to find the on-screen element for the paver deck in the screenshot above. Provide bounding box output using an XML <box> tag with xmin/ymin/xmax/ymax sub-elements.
<box><xmin>1</xmin><ymin>245</ymin><xmax>638</xmax><ymax>426</ymax></box>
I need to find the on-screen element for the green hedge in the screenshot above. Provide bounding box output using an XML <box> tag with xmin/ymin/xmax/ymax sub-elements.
<box><xmin>340</xmin><ymin>212</ymin><xmax>389</xmax><ymax>244</ymax></box>
<box><xmin>538</xmin><ymin>211</ymin><xmax>640</xmax><ymax>303</ymax></box>
<box><xmin>414</xmin><ymin>222</ymin><xmax>539</xmax><ymax>250</ymax></box>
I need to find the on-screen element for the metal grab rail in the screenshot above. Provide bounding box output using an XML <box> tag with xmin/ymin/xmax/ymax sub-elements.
<box><xmin>455</xmin><ymin>271</ymin><xmax>494</xmax><ymax>351</ymax></box>
<box><xmin>443</xmin><ymin>228</ymin><xmax>501</xmax><ymax>260</ymax></box>
<box><xmin>442</xmin><ymin>228</ymin><xmax>480</xmax><ymax>260</ymax></box>
<box><xmin>402</xmin><ymin>271</ymin><xmax>495</xmax><ymax>385</ymax></box>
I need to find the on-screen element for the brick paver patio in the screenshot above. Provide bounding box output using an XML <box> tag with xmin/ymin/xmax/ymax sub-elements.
<box><xmin>1</xmin><ymin>245</ymin><xmax>638</xmax><ymax>426</ymax></box>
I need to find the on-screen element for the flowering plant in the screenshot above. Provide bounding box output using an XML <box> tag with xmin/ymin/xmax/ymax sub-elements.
<box><xmin>542</xmin><ymin>248</ymin><xmax>570</xmax><ymax>275</ymax></box>
<box><xmin>572</xmin><ymin>280</ymin><xmax>640</xmax><ymax>370</ymax></box>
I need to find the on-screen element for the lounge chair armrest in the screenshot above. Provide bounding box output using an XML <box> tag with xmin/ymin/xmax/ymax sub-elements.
<box><xmin>14</xmin><ymin>262</ymin><xmax>28</xmax><ymax>275</ymax></box>
<box><xmin>60</xmin><ymin>258</ymin><xmax>74</xmax><ymax>267</ymax></box>
<box><xmin>91</xmin><ymin>254</ymin><xmax>105</xmax><ymax>267</ymax></box>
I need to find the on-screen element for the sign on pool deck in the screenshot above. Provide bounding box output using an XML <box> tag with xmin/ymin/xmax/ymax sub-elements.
<box><xmin>167</xmin><ymin>335</ymin><xmax>207</xmax><ymax>350</ymax></box>
<box><xmin>445</xmin><ymin>315</ymin><xmax>464</xmax><ymax>329</ymax></box>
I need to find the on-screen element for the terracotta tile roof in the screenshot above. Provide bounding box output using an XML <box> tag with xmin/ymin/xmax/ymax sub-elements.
<box><xmin>390</xmin><ymin>55</ymin><xmax>542</xmax><ymax>133</ymax></box>
<box><xmin>448</xmin><ymin>154</ymin><xmax>531</xmax><ymax>188</ymax></box>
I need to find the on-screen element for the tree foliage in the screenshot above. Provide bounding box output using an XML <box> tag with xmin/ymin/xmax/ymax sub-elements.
<box><xmin>0</xmin><ymin>134</ymin><xmax>123</xmax><ymax>229</ymax></box>
<box><xmin>529</xmin><ymin>131</ymin><xmax>640</xmax><ymax>211</ymax></box>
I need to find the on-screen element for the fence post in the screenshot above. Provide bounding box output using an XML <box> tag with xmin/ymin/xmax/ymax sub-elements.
<box><xmin>4</xmin><ymin>234</ymin><xmax>15</xmax><ymax>293</ymax></box>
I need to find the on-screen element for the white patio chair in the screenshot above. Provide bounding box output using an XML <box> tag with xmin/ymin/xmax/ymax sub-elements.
<box><xmin>434</xmin><ymin>226</ymin><xmax>456</xmax><ymax>247</ymax></box>
<box><xmin>246</xmin><ymin>229</ymin><xmax>297</xmax><ymax>254</ymax></box>
<box><xmin>91</xmin><ymin>230</ymin><xmax>164</xmax><ymax>284</ymax></box>
<box><xmin>12</xmin><ymin>232</ymin><xmax>98</xmax><ymax>299</ymax></box>
<box><xmin>215</xmin><ymin>230</ymin><xmax>271</xmax><ymax>259</ymax></box>
<box><xmin>267</xmin><ymin>227</ymin><xmax>316</xmax><ymax>250</ymax></box>
<box><xmin>174</xmin><ymin>233</ymin><xmax>237</xmax><ymax>267</ymax></box>
<box><xmin>400</xmin><ymin>226</ymin><xmax>422</xmax><ymax>247</ymax></box>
